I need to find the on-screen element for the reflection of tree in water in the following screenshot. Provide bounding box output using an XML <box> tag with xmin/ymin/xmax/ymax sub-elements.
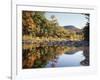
<box><xmin>80</xmin><ymin>47</ymin><xmax>89</xmax><ymax>66</ymax></box>
<box><xmin>22</xmin><ymin>46</ymin><xmax>63</xmax><ymax>68</ymax></box>
<box><xmin>50</xmin><ymin>56</ymin><xmax>59</xmax><ymax>67</ymax></box>
<box><xmin>22</xmin><ymin>45</ymin><xmax>89</xmax><ymax>68</ymax></box>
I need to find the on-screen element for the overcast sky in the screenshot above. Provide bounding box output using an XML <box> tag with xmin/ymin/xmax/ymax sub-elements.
<box><xmin>45</xmin><ymin>12</ymin><xmax>88</xmax><ymax>29</ymax></box>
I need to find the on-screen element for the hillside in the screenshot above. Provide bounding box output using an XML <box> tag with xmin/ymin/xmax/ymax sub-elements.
<box><xmin>64</xmin><ymin>25</ymin><xmax>83</xmax><ymax>32</ymax></box>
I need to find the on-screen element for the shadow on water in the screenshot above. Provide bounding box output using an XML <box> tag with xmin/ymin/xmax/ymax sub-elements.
<box><xmin>22</xmin><ymin>41</ymin><xmax>89</xmax><ymax>69</ymax></box>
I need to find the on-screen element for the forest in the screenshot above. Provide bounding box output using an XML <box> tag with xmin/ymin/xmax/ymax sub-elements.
<box><xmin>22</xmin><ymin>11</ymin><xmax>85</xmax><ymax>44</ymax></box>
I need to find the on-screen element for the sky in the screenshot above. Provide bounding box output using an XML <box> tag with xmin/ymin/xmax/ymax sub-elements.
<box><xmin>45</xmin><ymin>12</ymin><xmax>88</xmax><ymax>29</ymax></box>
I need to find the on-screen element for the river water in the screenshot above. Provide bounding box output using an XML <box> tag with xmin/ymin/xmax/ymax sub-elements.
<box><xmin>45</xmin><ymin>51</ymin><xmax>85</xmax><ymax>67</ymax></box>
<box><xmin>22</xmin><ymin>44</ymin><xmax>89</xmax><ymax>68</ymax></box>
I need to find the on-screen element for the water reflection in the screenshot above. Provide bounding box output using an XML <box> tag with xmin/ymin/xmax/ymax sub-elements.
<box><xmin>46</xmin><ymin>51</ymin><xmax>85</xmax><ymax>67</ymax></box>
<box><xmin>22</xmin><ymin>44</ymin><xmax>89</xmax><ymax>69</ymax></box>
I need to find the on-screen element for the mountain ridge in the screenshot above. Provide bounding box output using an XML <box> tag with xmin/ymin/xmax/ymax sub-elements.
<box><xmin>63</xmin><ymin>25</ymin><xmax>82</xmax><ymax>32</ymax></box>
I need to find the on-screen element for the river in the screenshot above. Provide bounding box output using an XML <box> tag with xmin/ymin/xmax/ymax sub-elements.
<box><xmin>22</xmin><ymin>41</ymin><xmax>89</xmax><ymax>69</ymax></box>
